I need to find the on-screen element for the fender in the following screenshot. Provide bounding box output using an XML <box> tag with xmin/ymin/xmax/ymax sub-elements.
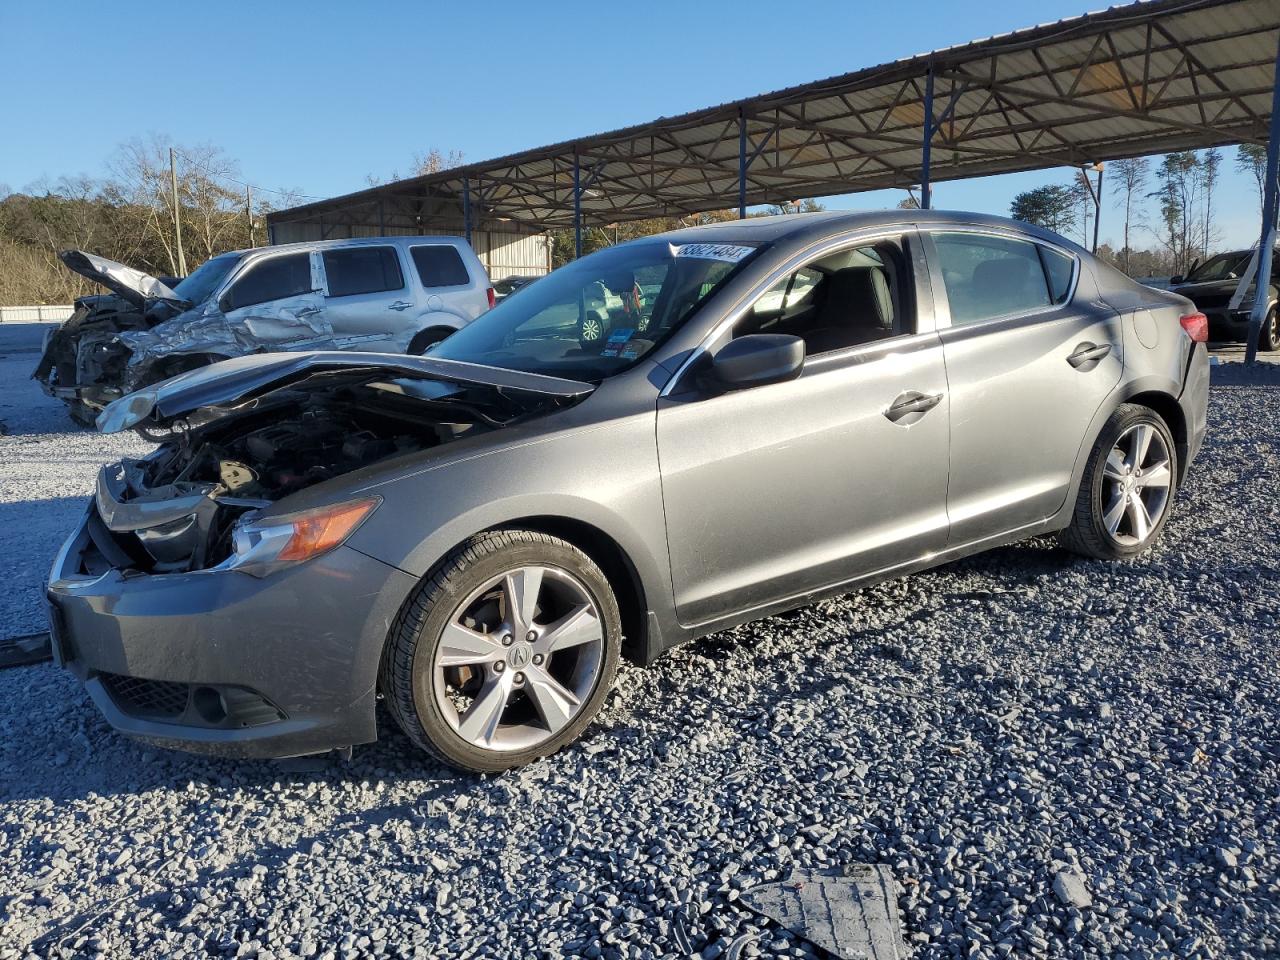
<box><xmin>1050</xmin><ymin>369</ymin><xmax>1186</xmax><ymax>531</ymax></box>
<box><xmin>408</xmin><ymin>310</ymin><xmax>467</xmax><ymax>338</ymax></box>
<box><xmin>340</xmin><ymin>410</ymin><xmax>682</xmax><ymax>664</ymax></box>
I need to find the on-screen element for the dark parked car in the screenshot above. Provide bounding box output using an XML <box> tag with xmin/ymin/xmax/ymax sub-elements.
<box><xmin>48</xmin><ymin>211</ymin><xmax>1209</xmax><ymax>772</ymax></box>
<box><xmin>1168</xmin><ymin>247</ymin><xmax>1279</xmax><ymax>350</ymax></box>
<box><xmin>491</xmin><ymin>274</ymin><xmax>540</xmax><ymax>302</ymax></box>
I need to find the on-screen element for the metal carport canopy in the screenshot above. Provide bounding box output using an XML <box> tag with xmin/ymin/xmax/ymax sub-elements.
<box><xmin>271</xmin><ymin>0</ymin><xmax>1278</xmax><ymax>235</ymax></box>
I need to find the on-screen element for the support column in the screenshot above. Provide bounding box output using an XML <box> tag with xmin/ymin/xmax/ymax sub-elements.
<box><xmin>921</xmin><ymin>64</ymin><xmax>935</xmax><ymax>210</ymax></box>
<box><xmin>1245</xmin><ymin>33</ymin><xmax>1280</xmax><ymax>365</ymax></box>
<box><xmin>738</xmin><ymin>108</ymin><xmax>748</xmax><ymax>219</ymax></box>
<box><xmin>1092</xmin><ymin>164</ymin><xmax>1104</xmax><ymax>255</ymax></box>
<box><xmin>573</xmin><ymin>150</ymin><xmax>583</xmax><ymax>260</ymax></box>
<box><xmin>463</xmin><ymin>177</ymin><xmax>472</xmax><ymax>243</ymax></box>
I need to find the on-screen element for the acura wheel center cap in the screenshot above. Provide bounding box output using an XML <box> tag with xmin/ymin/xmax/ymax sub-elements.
<box><xmin>507</xmin><ymin>641</ymin><xmax>533</xmax><ymax>670</ymax></box>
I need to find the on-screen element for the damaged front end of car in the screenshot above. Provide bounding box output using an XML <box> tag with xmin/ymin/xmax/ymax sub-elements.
<box><xmin>32</xmin><ymin>251</ymin><xmax>196</xmax><ymax>422</ymax></box>
<box><xmin>74</xmin><ymin>352</ymin><xmax>594</xmax><ymax>577</ymax></box>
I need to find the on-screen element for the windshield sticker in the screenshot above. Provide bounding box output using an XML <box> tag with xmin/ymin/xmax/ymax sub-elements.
<box><xmin>600</xmin><ymin>329</ymin><xmax>635</xmax><ymax>358</ymax></box>
<box><xmin>671</xmin><ymin>243</ymin><xmax>754</xmax><ymax>264</ymax></box>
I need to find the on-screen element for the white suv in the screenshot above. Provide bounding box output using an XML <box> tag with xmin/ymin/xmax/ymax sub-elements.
<box><xmin>36</xmin><ymin>236</ymin><xmax>494</xmax><ymax>421</ymax></box>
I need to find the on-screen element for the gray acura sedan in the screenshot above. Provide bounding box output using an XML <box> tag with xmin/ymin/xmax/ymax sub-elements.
<box><xmin>48</xmin><ymin>211</ymin><xmax>1209</xmax><ymax>771</ymax></box>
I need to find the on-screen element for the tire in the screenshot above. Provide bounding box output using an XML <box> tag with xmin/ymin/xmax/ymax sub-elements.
<box><xmin>1259</xmin><ymin>307</ymin><xmax>1279</xmax><ymax>353</ymax></box>
<box><xmin>579</xmin><ymin>315</ymin><xmax>605</xmax><ymax>345</ymax></box>
<box><xmin>379</xmin><ymin>530</ymin><xmax>621</xmax><ymax>772</ymax></box>
<box><xmin>1060</xmin><ymin>403</ymin><xmax>1179</xmax><ymax>560</ymax></box>
<box><xmin>407</xmin><ymin>327</ymin><xmax>454</xmax><ymax>355</ymax></box>
<box><xmin>67</xmin><ymin>400</ymin><xmax>98</xmax><ymax>428</ymax></box>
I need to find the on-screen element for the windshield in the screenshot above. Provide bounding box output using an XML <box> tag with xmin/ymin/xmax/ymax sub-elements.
<box><xmin>431</xmin><ymin>240</ymin><xmax>762</xmax><ymax>379</ymax></box>
<box><xmin>1186</xmin><ymin>252</ymin><xmax>1251</xmax><ymax>283</ymax></box>
<box><xmin>173</xmin><ymin>253</ymin><xmax>242</xmax><ymax>305</ymax></box>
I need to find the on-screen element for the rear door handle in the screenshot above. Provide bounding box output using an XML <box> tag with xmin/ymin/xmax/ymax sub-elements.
<box><xmin>388</xmin><ymin>300</ymin><xmax>413</xmax><ymax>311</ymax></box>
<box><xmin>295</xmin><ymin>305</ymin><xmax>322</xmax><ymax>319</ymax></box>
<box><xmin>885</xmin><ymin>390</ymin><xmax>943</xmax><ymax>424</ymax></box>
<box><xmin>1067</xmin><ymin>341</ymin><xmax>1112</xmax><ymax>370</ymax></box>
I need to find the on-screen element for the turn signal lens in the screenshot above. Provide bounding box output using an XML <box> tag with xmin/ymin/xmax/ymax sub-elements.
<box><xmin>230</xmin><ymin>497</ymin><xmax>380</xmax><ymax>575</ymax></box>
<box><xmin>1179</xmin><ymin>312</ymin><xmax>1208</xmax><ymax>343</ymax></box>
<box><xmin>276</xmin><ymin>498</ymin><xmax>381</xmax><ymax>562</ymax></box>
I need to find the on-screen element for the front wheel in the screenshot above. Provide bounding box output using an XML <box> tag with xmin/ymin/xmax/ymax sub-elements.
<box><xmin>1060</xmin><ymin>404</ymin><xmax>1178</xmax><ymax>560</ymax></box>
<box><xmin>379</xmin><ymin>530</ymin><xmax>621</xmax><ymax>772</ymax></box>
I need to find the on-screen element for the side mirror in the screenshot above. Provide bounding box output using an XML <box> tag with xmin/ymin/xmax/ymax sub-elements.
<box><xmin>709</xmin><ymin>334</ymin><xmax>804</xmax><ymax>391</ymax></box>
<box><xmin>1170</xmin><ymin>275</ymin><xmax>1183</xmax><ymax>285</ymax></box>
<box><xmin>217</xmin><ymin>292</ymin><xmax>233</xmax><ymax>313</ymax></box>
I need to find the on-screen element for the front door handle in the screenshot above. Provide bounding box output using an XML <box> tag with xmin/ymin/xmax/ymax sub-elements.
<box><xmin>388</xmin><ymin>300</ymin><xmax>413</xmax><ymax>312</ymax></box>
<box><xmin>295</xmin><ymin>306</ymin><xmax>322</xmax><ymax>319</ymax></box>
<box><xmin>885</xmin><ymin>390</ymin><xmax>943</xmax><ymax>424</ymax></box>
<box><xmin>1067</xmin><ymin>341</ymin><xmax>1112</xmax><ymax>371</ymax></box>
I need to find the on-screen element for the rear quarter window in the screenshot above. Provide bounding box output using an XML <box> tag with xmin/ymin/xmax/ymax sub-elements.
<box><xmin>1040</xmin><ymin>246</ymin><xmax>1076</xmax><ymax>304</ymax></box>
<box><xmin>322</xmin><ymin>246</ymin><xmax>405</xmax><ymax>298</ymax></box>
<box><xmin>411</xmin><ymin>245</ymin><xmax>472</xmax><ymax>288</ymax></box>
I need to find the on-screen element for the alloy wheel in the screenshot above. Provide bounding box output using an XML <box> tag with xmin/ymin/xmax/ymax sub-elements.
<box><xmin>1100</xmin><ymin>422</ymin><xmax>1173</xmax><ymax>546</ymax></box>
<box><xmin>581</xmin><ymin>317</ymin><xmax>603</xmax><ymax>341</ymax></box>
<box><xmin>433</xmin><ymin>565</ymin><xmax>604</xmax><ymax>751</ymax></box>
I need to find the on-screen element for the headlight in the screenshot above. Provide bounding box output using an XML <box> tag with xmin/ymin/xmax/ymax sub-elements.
<box><xmin>96</xmin><ymin>388</ymin><xmax>158</xmax><ymax>433</ymax></box>
<box><xmin>228</xmin><ymin>496</ymin><xmax>380</xmax><ymax>576</ymax></box>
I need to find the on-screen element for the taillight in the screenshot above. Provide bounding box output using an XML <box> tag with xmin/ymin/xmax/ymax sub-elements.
<box><xmin>1179</xmin><ymin>312</ymin><xmax>1208</xmax><ymax>343</ymax></box>
<box><xmin>486</xmin><ymin>287</ymin><xmax>496</xmax><ymax>309</ymax></box>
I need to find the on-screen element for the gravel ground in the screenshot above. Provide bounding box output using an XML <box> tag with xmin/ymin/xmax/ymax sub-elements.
<box><xmin>1</xmin><ymin>349</ymin><xmax>1278</xmax><ymax>960</ymax></box>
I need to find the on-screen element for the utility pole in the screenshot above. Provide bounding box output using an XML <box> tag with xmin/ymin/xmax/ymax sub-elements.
<box><xmin>169</xmin><ymin>147</ymin><xmax>187</xmax><ymax>275</ymax></box>
<box><xmin>246</xmin><ymin>185</ymin><xmax>254</xmax><ymax>247</ymax></box>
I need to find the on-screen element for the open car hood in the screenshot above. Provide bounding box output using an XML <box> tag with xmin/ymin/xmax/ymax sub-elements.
<box><xmin>60</xmin><ymin>250</ymin><xmax>187</xmax><ymax>309</ymax></box>
<box><xmin>96</xmin><ymin>351</ymin><xmax>596</xmax><ymax>433</ymax></box>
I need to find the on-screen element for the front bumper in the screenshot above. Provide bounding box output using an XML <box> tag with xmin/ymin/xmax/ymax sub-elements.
<box><xmin>47</xmin><ymin>510</ymin><xmax>419</xmax><ymax>759</ymax></box>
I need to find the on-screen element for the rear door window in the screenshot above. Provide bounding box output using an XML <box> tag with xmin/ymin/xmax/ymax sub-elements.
<box><xmin>223</xmin><ymin>253</ymin><xmax>313</xmax><ymax>310</ymax></box>
<box><xmin>932</xmin><ymin>233</ymin><xmax>1051</xmax><ymax>325</ymax></box>
<box><xmin>411</xmin><ymin>245</ymin><xmax>471</xmax><ymax>288</ymax></box>
<box><xmin>322</xmin><ymin>246</ymin><xmax>404</xmax><ymax>298</ymax></box>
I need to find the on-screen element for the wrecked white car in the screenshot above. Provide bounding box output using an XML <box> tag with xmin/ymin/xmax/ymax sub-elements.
<box><xmin>33</xmin><ymin>237</ymin><xmax>494</xmax><ymax>424</ymax></box>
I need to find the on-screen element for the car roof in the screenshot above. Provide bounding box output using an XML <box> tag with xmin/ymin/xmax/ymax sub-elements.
<box><xmin>649</xmin><ymin>209</ymin><xmax>1086</xmax><ymax>254</ymax></box>
<box><xmin>229</xmin><ymin>235</ymin><xmax>472</xmax><ymax>258</ymax></box>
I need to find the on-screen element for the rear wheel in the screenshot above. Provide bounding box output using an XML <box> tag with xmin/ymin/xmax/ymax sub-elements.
<box><xmin>1060</xmin><ymin>404</ymin><xmax>1178</xmax><ymax>560</ymax></box>
<box><xmin>379</xmin><ymin>530</ymin><xmax>620</xmax><ymax>772</ymax></box>
<box><xmin>408</xmin><ymin>327</ymin><xmax>454</xmax><ymax>355</ymax></box>
<box><xmin>1258</xmin><ymin>306</ymin><xmax>1279</xmax><ymax>353</ymax></box>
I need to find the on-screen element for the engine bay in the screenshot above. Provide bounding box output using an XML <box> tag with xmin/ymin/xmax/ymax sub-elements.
<box><xmin>88</xmin><ymin>381</ymin><xmax>511</xmax><ymax>573</ymax></box>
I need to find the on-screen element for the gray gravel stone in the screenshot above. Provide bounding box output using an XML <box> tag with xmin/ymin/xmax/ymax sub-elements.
<box><xmin>3</xmin><ymin>355</ymin><xmax>1280</xmax><ymax>959</ymax></box>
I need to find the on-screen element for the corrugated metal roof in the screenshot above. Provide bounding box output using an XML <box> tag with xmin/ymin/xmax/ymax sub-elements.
<box><xmin>269</xmin><ymin>0</ymin><xmax>1278</xmax><ymax>233</ymax></box>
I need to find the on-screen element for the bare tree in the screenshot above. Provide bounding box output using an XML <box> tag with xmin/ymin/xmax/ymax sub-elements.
<box><xmin>108</xmin><ymin>136</ymin><xmax>184</xmax><ymax>275</ymax></box>
<box><xmin>1236</xmin><ymin>143</ymin><xmax>1268</xmax><ymax>216</ymax></box>
<box><xmin>177</xmin><ymin>144</ymin><xmax>248</xmax><ymax>260</ymax></box>
<box><xmin>411</xmin><ymin>148</ymin><xmax>466</xmax><ymax>176</ymax></box>
<box><xmin>1200</xmin><ymin>147</ymin><xmax>1222</xmax><ymax>259</ymax></box>
<box><xmin>1110</xmin><ymin>157</ymin><xmax>1149</xmax><ymax>275</ymax></box>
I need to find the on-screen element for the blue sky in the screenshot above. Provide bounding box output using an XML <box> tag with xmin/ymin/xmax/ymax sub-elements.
<box><xmin>0</xmin><ymin>0</ymin><xmax>1266</xmax><ymax>249</ymax></box>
